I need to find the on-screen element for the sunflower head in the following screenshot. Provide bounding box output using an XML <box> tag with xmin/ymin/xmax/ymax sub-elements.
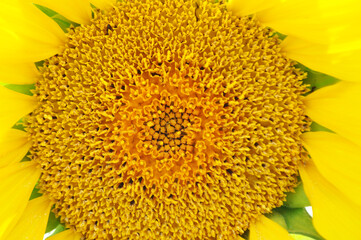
<box><xmin>2</xmin><ymin>0</ymin><xmax>360</xmax><ymax>240</ymax></box>
<box><xmin>24</xmin><ymin>0</ymin><xmax>311</xmax><ymax>238</ymax></box>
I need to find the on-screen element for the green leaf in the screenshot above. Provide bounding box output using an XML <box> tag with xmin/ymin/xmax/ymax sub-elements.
<box><xmin>53</xmin><ymin>18</ymin><xmax>76</xmax><ymax>32</ymax></box>
<box><xmin>46</xmin><ymin>211</ymin><xmax>62</xmax><ymax>233</ymax></box>
<box><xmin>273</xmin><ymin>31</ymin><xmax>287</xmax><ymax>40</ymax></box>
<box><xmin>240</xmin><ymin>229</ymin><xmax>249</xmax><ymax>240</ymax></box>
<box><xmin>276</xmin><ymin>207</ymin><xmax>324</xmax><ymax>240</ymax></box>
<box><xmin>284</xmin><ymin>183</ymin><xmax>310</xmax><ymax>208</ymax></box>
<box><xmin>35</xmin><ymin>61</ymin><xmax>45</xmax><ymax>69</ymax></box>
<box><xmin>34</xmin><ymin>4</ymin><xmax>58</xmax><ymax>18</ymax></box>
<box><xmin>29</xmin><ymin>182</ymin><xmax>43</xmax><ymax>200</ymax></box>
<box><xmin>34</xmin><ymin>4</ymin><xmax>79</xmax><ymax>33</ymax></box>
<box><xmin>266</xmin><ymin>211</ymin><xmax>287</xmax><ymax>229</ymax></box>
<box><xmin>20</xmin><ymin>152</ymin><xmax>31</xmax><ymax>163</ymax></box>
<box><xmin>45</xmin><ymin>210</ymin><xmax>66</xmax><ymax>239</ymax></box>
<box><xmin>310</xmin><ymin>122</ymin><xmax>333</xmax><ymax>133</ymax></box>
<box><xmin>291</xmin><ymin>234</ymin><xmax>318</xmax><ymax>240</ymax></box>
<box><xmin>12</xmin><ymin>118</ymin><xmax>26</xmax><ymax>132</ymax></box>
<box><xmin>4</xmin><ymin>84</ymin><xmax>35</xmax><ymax>96</ymax></box>
<box><xmin>45</xmin><ymin>224</ymin><xmax>66</xmax><ymax>239</ymax></box>
<box><xmin>298</xmin><ymin>63</ymin><xmax>339</xmax><ymax>93</ymax></box>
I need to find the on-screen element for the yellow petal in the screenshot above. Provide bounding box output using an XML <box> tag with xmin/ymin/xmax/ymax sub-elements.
<box><xmin>47</xmin><ymin>229</ymin><xmax>82</xmax><ymax>240</ymax></box>
<box><xmin>300</xmin><ymin>161</ymin><xmax>361</xmax><ymax>240</ymax></box>
<box><xmin>256</xmin><ymin>0</ymin><xmax>361</xmax><ymax>45</ymax></box>
<box><xmin>90</xmin><ymin>0</ymin><xmax>115</xmax><ymax>10</ymax></box>
<box><xmin>0</xmin><ymin>62</ymin><xmax>38</xmax><ymax>84</ymax></box>
<box><xmin>33</xmin><ymin>0</ymin><xmax>92</xmax><ymax>25</ymax></box>
<box><xmin>282</xmin><ymin>36</ymin><xmax>360</xmax><ymax>82</ymax></box>
<box><xmin>0</xmin><ymin>27</ymin><xmax>60</xmax><ymax>63</ymax></box>
<box><xmin>0</xmin><ymin>162</ymin><xmax>41</xmax><ymax>240</ymax></box>
<box><xmin>250</xmin><ymin>215</ymin><xmax>293</xmax><ymax>240</ymax></box>
<box><xmin>0</xmin><ymin>1</ymin><xmax>65</xmax><ymax>62</ymax></box>
<box><xmin>227</xmin><ymin>0</ymin><xmax>282</xmax><ymax>16</ymax></box>
<box><xmin>0</xmin><ymin>129</ymin><xmax>31</xmax><ymax>168</ymax></box>
<box><xmin>6</xmin><ymin>196</ymin><xmax>52</xmax><ymax>240</ymax></box>
<box><xmin>0</xmin><ymin>86</ymin><xmax>36</xmax><ymax>139</ymax></box>
<box><xmin>303</xmin><ymin>132</ymin><xmax>361</xmax><ymax>206</ymax></box>
<box><xmin>305</xmin><ymin>81</ymin><xmax>361</xmax><ymax>146</ymax></box>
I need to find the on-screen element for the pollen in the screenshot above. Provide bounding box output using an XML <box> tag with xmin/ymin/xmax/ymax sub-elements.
<box><xmin>27</xmin><ymin>0</ymin><xmax>310</xmax><ymax>239</ymax></box>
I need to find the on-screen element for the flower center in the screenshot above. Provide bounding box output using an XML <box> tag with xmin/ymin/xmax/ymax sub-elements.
<box><xmin>27</xmin><ymin>0</ymin><xmax>310</xmax><ymax>239</ymax></box>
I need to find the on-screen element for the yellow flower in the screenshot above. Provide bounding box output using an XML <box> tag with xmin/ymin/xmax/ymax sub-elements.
<box><xmin>0</xmin><ymin>0</ymin><xmax>360</xmax><ymax>239</ymax></box>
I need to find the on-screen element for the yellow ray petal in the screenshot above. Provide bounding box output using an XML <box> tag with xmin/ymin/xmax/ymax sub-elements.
<box><xmin>0</xmin><ymin>129</ymin><xmax>31</xmax><ymax>168</ymax></box>
<box><xmin>250</xmin><ymin>215</ymin><xmax>293</xmax><ymax>240</ymax></box>
<box><xmin>47</xmin><ymin>229</ymin><xmax>82</xmax><ymax>240</ymax></box>
<box><xmin>305</xmin><ymin>82</ymin><xmax>361</xmax><ymax>146</ymax></box>
<box><xmin>300</xmin><ymin>162</ymin><xmax>361</xmax><ymax>240</ymax></box>
<box><xmin>0</xmin><ymin>86</ymin><xmax>36</xmax><ymax>139</ymax></box>
<box><xmin>227</xmin><ymin>0</ymin><xmax>282</xmax><ymax>16</ymax></box>
<box><xmin>5</xmin><ymin>196</ymin><xmax>52</xmax><ymax>240</ymax></box>
<box><xmin>33</xmin><ymin>0</ymin><xmax>92</xmax><ymax>25</ymax></box>
<box><xmin>256</xmin><ymin>0</ymin><xmax>361</xmax><ymax>45</ymax></box>
<box><xmin>303</xmin><ymin>132</ymin><xmax>361</xmax><ymax>206</ymax></box>
<box><xmin>0</xmin><ymin>62</ymin><xmax>39</xmax><ymax>84</ymax></box>
<box><xmin>0</xmin><ymin>1</ymin><xmax>65</xmax><ymax>62</ymax></box>
<box><xmin>0</xmin><ymin>27</ymin><xmax>60</xmax><ymax>63</ymax></box>
<box><xmin>90</xmin><ymin>0</ymin><xmax>116</xmax><ymax>10</ymax></box>
<box><xmin>0</xmin><ymin>162</ymin><xmax>41</xmax><ymax>240</ymax></box>
<box><xmin>282</xmin><ymin>36</ymin><xmax>360</xmax><ymax>82</ymax></box>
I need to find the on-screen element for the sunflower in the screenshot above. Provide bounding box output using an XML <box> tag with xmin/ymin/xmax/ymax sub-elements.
<box><xmin>0</xmin><ymin>0</ymin><xmax>360</xmax><ymax>239</ymax></box>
